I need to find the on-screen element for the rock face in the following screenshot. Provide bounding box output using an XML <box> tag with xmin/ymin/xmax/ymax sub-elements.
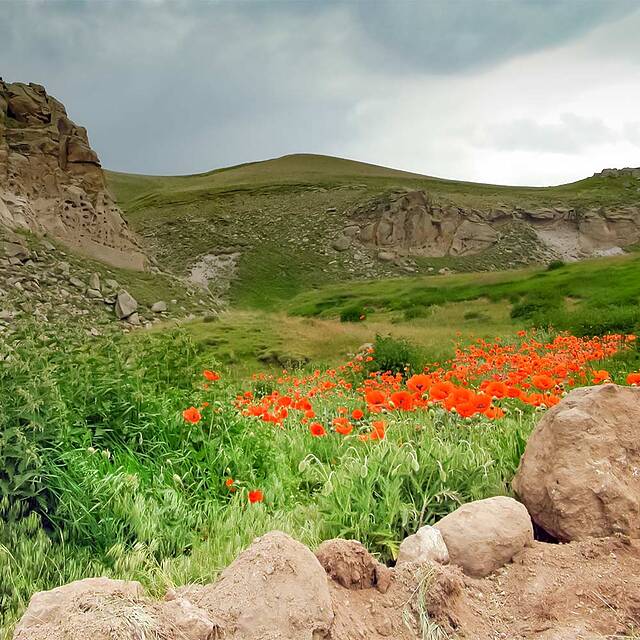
<box><xmin>349</xmin><ymin>189</ymin><xmax>640</xmax><ymax>262</ymax></box>
<box><xmin>397</xmin><ymin>525</ymin><xmax>449</xmax><ymax>566</ymax></box>
<box><xmin>513</xmin><ymin>384</ymin><xmax>640</xmax><ymax>542</ymax></box>
<box><xmin>0</xmin><ymin>81</ymin><xmax>146</xmax><ymax>269</ymax></box>
<box><xmin>434</xmin><ymin>496</ymin><xmax>533</xmax><ymax>577</ymax></box>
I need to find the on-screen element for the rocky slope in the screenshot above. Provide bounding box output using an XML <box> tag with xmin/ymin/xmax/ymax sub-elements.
<box><xmin>108</xmin><ymin>155</ymin><xmax>640</xmax><ymax>306</ymax></box>
<box><xmin>0</xmin><ymin>81</ymin><xmax>146</xmax><ymax>270</ymax></box>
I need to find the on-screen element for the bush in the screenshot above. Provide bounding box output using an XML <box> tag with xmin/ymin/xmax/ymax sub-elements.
<box><xmin>340</xmin><ymin>306</ymin><xmax>366</xmax><ymax>322</ymax></box>
<box><xmin>510</xmin><ymin>294</ymin><xmax>561</xmax><ymax>320</ymax></box>
<box><xmin>541</xmin><ymin>306</ymin><xmax>640</xmax><ymax>337</ymax></box>
<box><xmin>367</xmin><ymin>335</ymin><xmax>424</xmax><ymax>375</ymax></box>
<box><xmin>546</xmin><ymin>259</ymin><xmax>565</xmax><ymax>271</ymax></box>
<box><xmin>403</xmin><ymin>305</ymin><xmax>430</xmax><ymax>321</ymax></box>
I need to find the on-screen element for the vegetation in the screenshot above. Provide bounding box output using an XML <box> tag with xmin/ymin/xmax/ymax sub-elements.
<box><xmin>106</xmin><ymin>154</ymin><xmax>640</xmax><ymax>307</ymax></box>
<box><xmin>2</xmin><ymin>155</ymin><xmax>639</xmax><ymax>636</ymax></box>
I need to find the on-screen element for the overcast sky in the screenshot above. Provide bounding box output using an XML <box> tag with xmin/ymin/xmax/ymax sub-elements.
<box><xmin>2</xmin><ymin>0</ymin><xmax>640</xmax><ymax>185</ymax></box>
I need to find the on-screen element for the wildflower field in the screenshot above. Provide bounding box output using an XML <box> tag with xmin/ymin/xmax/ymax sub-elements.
<box><xmin>2</xmin><ymin>318</ymin><xmax>640</xmax><ymax>637</ymax></box>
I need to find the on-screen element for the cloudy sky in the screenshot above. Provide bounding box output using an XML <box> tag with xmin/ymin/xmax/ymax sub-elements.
<box><xmin>2</xmin><ymin>0</ymin><xmax>640</xmax><ymax>185</ymax></box>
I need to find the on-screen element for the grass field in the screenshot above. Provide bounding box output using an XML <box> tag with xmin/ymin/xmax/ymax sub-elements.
<box><xmin>106</xmin><ymin>154</ymin><xmax>640</xmax><ymax>308</ymax></box>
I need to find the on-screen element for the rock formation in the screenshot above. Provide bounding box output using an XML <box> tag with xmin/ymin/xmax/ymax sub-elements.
<box><xmin>0</xmin><ymin>81</ymin><xmax>146</xmax><ymax>270</ymax></box>
<box><xmin>513</xmin><ymin>383</ymin><xmax>640</xmax><ymax>541</ymax></box>
<box><xmin>345</xmin><ymin>189</ymin><xmax>640</xmax><ymax>262</ymax></box>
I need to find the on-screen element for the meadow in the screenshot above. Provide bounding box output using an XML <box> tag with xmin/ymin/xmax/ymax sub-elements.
<box><xmin>2</xmin><ymin>285</ymin><xmax>640</xmax><ymax>636</ymax></box>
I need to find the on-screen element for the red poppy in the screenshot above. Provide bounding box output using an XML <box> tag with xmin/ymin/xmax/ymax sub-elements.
<box><xmin>182</xmin><ymin>406</ymin><xmax>201</xmax><ymax>424</ymax></box>
<box><xmin>248</xmin><ymin>490</ymin><xmax>264</xmax><ymax>503</ymax></box>
<box><xmin>332</xmin><ymin>417</ymin><xmax>353</xmax><ymax>435</ymax></box>
<box><xmin>309</xmin><ymin>422</ymin><xmax>327</xmax><ymax>437</ymax></box>
<box><xmin>627</xmin><ymin>372</ymin><xmax>640</xmax><ymax>385</ymax></box>
<box><xmin>406</xmin><ymin>373</ymin><xmax>431</xmax><ymax>394</ymax></box>
<box><xmin>390</xmin><ymin>390</ymin><xmax>413</xmax><ymax>411</ymax></box>
<box><xmin>531</xmin><ymin>374</ymin><xmax>555</xmax><ymax>391</ymax></box>
<box><xmin>351</xmin><ymin>408</ymin><xmax>364</xmax><ymax>420</ymax></box>
<box><xmin>203</xmin><ymin>370</ymin><xmax>220</xmax><ymax>381</ymax></box>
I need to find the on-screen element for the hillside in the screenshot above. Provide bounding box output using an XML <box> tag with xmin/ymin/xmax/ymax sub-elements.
<box><xmin>107</xmin><ymin>154</ymin><xmax>640</xmax><ymax>308</ymax></box>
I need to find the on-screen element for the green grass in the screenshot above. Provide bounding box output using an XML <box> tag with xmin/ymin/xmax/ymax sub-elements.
<box><xmin>0</xmin><ymin>322</ymin><xmax>542</xmax><ymax>637</ymax></box>
<box><xmin>288</xmin><ymin>252</ymin><xmax>640</xmax><ymax>336</ymax></box>
<box><xmin>106</xmin><ymin>153</ymin><xmax>640</xmax><ymax>308</ymax></box>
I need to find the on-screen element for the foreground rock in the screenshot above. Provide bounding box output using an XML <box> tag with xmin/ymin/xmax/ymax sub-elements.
<box><xmin>185</xmin><ymin>530</ymin><xmax>334</xmax><ymax>639</ymax></box>
<box><xmin>114</xmin><ymin>290</ymin><xmax>138</xmax><ymax>320</ymax></box>
<box><xmin>12</xmin><ymin>531</ymin><xmax>640</xmax><ymax>639</ymax></box>
<box><xmin>397</xmin><ymin>525</ymin><xmax>449</xmax><ymax>566</ymax></box>
<box><xmin>13</xmin><ymin>578</ymin><xmax>145</xmax><ymax>640</ymax></box>
<box><xmin>315</xmin><ymin>538</ymin><xmax>392</xmax><ymax>592</ymax></box>
<box><xmin>434</xmin><ymin>496</ymin><xmax>533</xmax><ymax>577</ymax></box>
<box><xmin>0</xmin><ymin>81</ymin><xmax>147</xmax><ymax>269</ymax></box>
<box><xmin>513</xmin><ymin>383</ymin><xmax>640</xmax><ymax>541</ymax></box>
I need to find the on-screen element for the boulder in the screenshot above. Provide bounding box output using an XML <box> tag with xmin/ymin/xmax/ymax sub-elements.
<box><xmin>397</xmin><ymin>525</ymin><xmax>449</xmax><ymax>566</ymax></box>
<box><xmin>332</xmin><ymin>235</ymin><xmax>351</xmax><ymax>251</ymax></box>
<box><xmin>434</xmin><ymin>496</ymin><xmax>533</xmax><ymax>577</ymax></box>
<box><xmin>114</xmin><ymin>290</ymin><xmax>137</xmax><ymax>319</ymax></box>
<box><xmin>151</xmin><ymin>300</ymin><xmax>167</xmax><ymax>313</ymax></box>
<box><xmin>315</xmin><ymin>538</ymin><xmax>392</xmax><ymax>593</ymax></box>
<box><xmin>13</xmin><ymin>578</ymin><xmax>144</xmax><ymax>640</ymax></box>
<box><xmin>183</xmin><ymin>531</ymin><xmax>334</xmax><ymax>639</ymax></box>
<box><xmin>512</xmin><ymin>384</ymin><xmax>640</xmax><ymax>541</ymax></box>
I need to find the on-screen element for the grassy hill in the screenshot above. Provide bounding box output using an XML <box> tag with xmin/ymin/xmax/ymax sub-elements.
<box><xmin>107</xmin><ymin>154</ymin><xmax>639</xmax><ymax>308</ymax></box>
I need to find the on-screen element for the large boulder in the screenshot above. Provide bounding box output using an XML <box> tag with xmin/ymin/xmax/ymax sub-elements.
<box><xmin>434</xmin><ymin>496</ymin><xmax>533</xmax><ymax>577</ymax></box>
<box><xmin>397</xmin><ymin>525</ymin><xmax>449</xmax><ymax>566</ymax></box>
<box><xmin>184</xmin><ymin>531</ymin><xmax>334</xmax><ymax>639</ymax></box>
<box><xmin>513</xmin><ymin>384</ymin><xmax>640</xmax><ymax>541</ymax></box>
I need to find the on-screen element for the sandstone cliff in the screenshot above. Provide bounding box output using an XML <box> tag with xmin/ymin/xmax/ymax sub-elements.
<box><xmin>344</xmin><ymin>189</ymin><xmax>640</xmax><ymax>262</ymax></box>
<box><xmin>0</xmin><ymin>81</ymin><xmax>146</xmax><ymax>270</ymax></box>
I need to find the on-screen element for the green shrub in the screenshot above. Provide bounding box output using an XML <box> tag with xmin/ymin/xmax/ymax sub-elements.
<box><xmin>546</xmin><ymin>259</ymin><xmax>565</xmax><ymax>271</ymax></box>
<box><xmin>340</xmin><ymin>306</ymin><xmax>366</xmax><ymax>322</ymax></box>
<box><xmin>403</xmin><ymin>305</ymin><xmax>430</xmax><ymax>321</ymax></box>
<box><xmin>367</xmin><ymin>335</ymin><xmax>423</xmax><ymax>375</ymax></box>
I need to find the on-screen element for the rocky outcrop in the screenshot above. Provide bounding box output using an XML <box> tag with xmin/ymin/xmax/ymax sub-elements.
<box><xmin>0</xmin><ymin>80</ymin><xmax>146</xmax><ymax>270</ymax></box>
<box><xmin>347</xmin><ymin>189</ymin><xmax>640</xmax><ymax>262</ymax></box>
<box><xmin>513</xmin><ymin>384</ymin><xmax>640</xmax><ymax>542</ymax></box>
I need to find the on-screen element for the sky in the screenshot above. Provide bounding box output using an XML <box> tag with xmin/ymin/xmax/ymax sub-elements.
<box><xmin>1</xmin><ymin>0</ymin><xmax>640</xmax><ymax>186</ymax></box>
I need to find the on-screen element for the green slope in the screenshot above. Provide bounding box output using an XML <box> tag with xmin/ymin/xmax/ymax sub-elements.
<box><xmin>106</xmin><ymin>154</ymin><xmax>640</xmax><ymax>308</ymax></box>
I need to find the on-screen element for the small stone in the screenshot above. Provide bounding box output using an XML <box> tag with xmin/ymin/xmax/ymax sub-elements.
<box><xmin>151</xmin><ymin>300</ymin><xmax>167</xmax><ymax>313</ymax></box>
<box><xmin>126</xmin><ymin>312</ymin><xmax>140</xmax><ymax>325</ymax></box>
<box><xmin>86</xmin><ymin>288</ymin><xmax>103</xmax><ymax>299</ymax></box>
<box><xmin>89</xmin><ymin>272</ymin><xmax>101</xmax><ymax>291</ymax></box>
<box><xmin>332</xmin><ymin>235</ymin><xmax>351</xmax><ymax>251</ymax></box>
<box><xmin>69</xmin><ymin>276</ymin><xmax>85</xmax><ymax>289</ymax></box>
<box><xmin>397</xmin><ymin>525</ymin><xmax>449</xmax><ymax>566</ymax></box>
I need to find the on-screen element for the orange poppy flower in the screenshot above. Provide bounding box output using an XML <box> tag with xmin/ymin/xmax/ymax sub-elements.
<box><xmin>406</xmin><ymin>374</ymin><xmax>431</xmax><ymax>394</ymax></box>
<box><xmin>531</xmin><ymin>374</ymin><xmax>555</xmax><ymax>391</ymax></box>
<box><xmin>390</xmin><ymin>390</ymin><xmax>413</xmax><ymax>411</ymax></box>
<box><xmin>182</xmin><ymin>406</ymin><xmax>202</xmax><ymax>424</ymax></box>
<box><xmin>309</xmin><ymin>422</ymin><xmax>327</xmax><ymax>437</ymax></box>
<box><xmin>351</xmin><ymin>408</ymin><xmax>364</xmax><ymax>420</ymax></box>
<box><xmin>248</xmin><ymin>490</ymin><xmax>264</xmax><ymax>503</ymax></box>
<box><xmin>203</xmin><ymin>370</ymin><xmax>220</xmax><ymax>381</ymax></box>
<box><xmin>332</xmin><ymin>417</ymin><xmax>353</xmax><ymax>435</ymax></box>
<box><xmin>626</xmin><ymin>372</ymin><xmax>640</xmax><ymax>386</ymax></box>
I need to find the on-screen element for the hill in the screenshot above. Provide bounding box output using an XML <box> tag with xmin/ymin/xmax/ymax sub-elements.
<box><xmin>107</xmin><ymin>154</ymin><xmax>640</xmax><ymax>308</ymax></box>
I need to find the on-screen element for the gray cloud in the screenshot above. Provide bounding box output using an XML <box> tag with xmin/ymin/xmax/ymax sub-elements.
<box><xmin>475</xmin><ymin>114</ymin><xmax>620</xmax><ymax>154</ymax></box>
<box><xmin>0</xmin><ymin>0</ymin><xmax>638</xmax><ymax>177</ymax></box>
